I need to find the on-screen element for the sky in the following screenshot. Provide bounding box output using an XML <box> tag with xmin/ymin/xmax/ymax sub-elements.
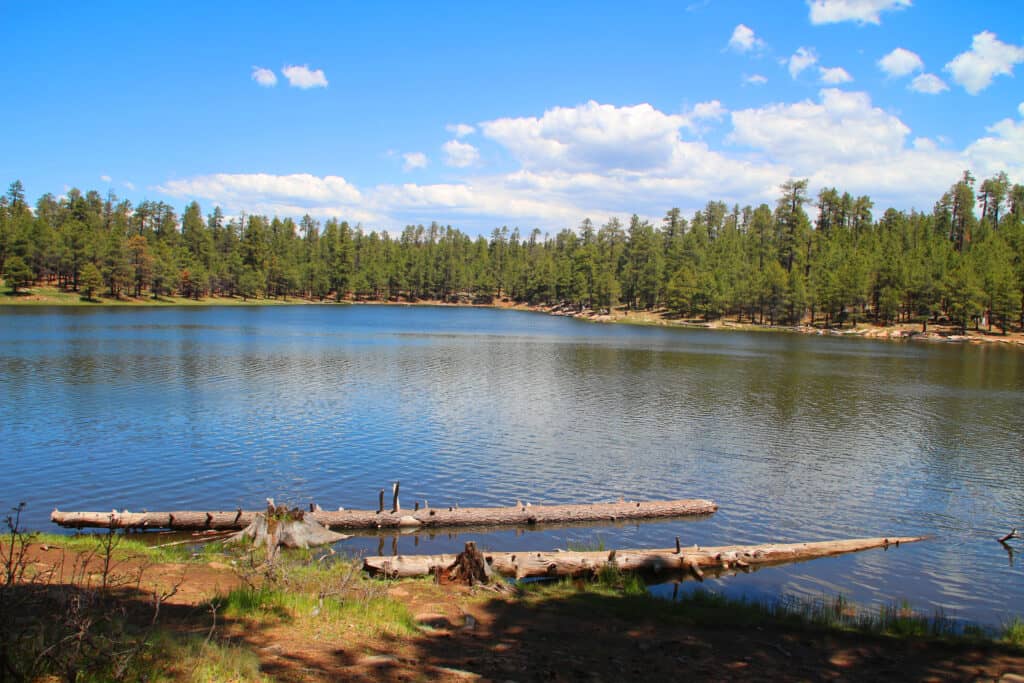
<box><xmin>2</xmin><ymin>1</ymin><xmax>1023</xmax><ymax>234</ymax></box>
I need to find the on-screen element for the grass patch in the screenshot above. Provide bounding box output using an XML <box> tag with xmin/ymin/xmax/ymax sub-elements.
<box><xmin>1003</xmin><ymin>617</ymin><xmax>1024</xmax><ymax>647</ymax></box>
<box><xmin>515</xmin><ymin>574</ymin><xmax>1021</xmax><ymax>647</ymax></box>
<box><xmin>215</xmin><ymin>554</ymin><xmax>418</xmax><ymax>637</ymax></box>
<box><xmin>121</xmin><ymin>632</ymin><xmax>270</xmax><ymax>683</ymax></box>
<box><xmin>31</xmin><ymin>530</ymin><xmax>219</xmax><ymax>563</ymax></box>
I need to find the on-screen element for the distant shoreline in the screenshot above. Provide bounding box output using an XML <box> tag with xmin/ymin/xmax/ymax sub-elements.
<box><xmin>4</xmin><ymin>283</ymin><xmax>1023</xmax><ymax>348</ymax></box>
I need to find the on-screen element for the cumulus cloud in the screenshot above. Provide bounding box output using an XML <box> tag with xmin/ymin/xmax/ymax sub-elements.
<box><xmin>788</xmin><ymin>48</ymin><xmax>818</xmax><ymax>79</ymax></box>
<box><xmin>945</xmin><ymin>31</ymin><xmax>1024</xmax><ymax>95</ymax></box>
<box><xmin>690</xmin><ymin>100</ymin><xmax>727</xmax><ymax>121</ymax></box>
<box><xmin>744</xmin><ymin>74</ymin><xmax>768</xmax><ymax>86</ymax></box>
<box><xmin>878</xmin><ymin>48</ymin><xmax>923</xmax><ymax>77</ymax></box>
<box><xmin>730</xmin><ymin>88</ymin><xmax>910</xmax><ymax>166</ymax></box>
<box><xmin>964</xmin><ymin>117</ymin><xmax>1024</xmax><ymax>178</ymax></box>
<box><xmin>158</xmin><ymin>173</ymin><xmax>361</xmax><ymax>208</ymax></box>
<box><xmin>728</xmin><ymin>24</ymin><xmax>764</xmax><ymax>53</ymax></box>
<box><xmin>819</xmin><ymin>66</ymin><xmax>853</xmax><ymax>84</ymax></box>
<box><xmin>909</xmin><ymin>73</ymin><xmax>948</xmax><ymax>94</ymax></box>
<box><xmin>281</xmin><ymin>64</ymin><xmax>328</xmax><ymax>89</ymax></box>
<box><xmin>808</xmin><ymin>0</ymin><xmax>912</xmax><ymax>25</ymax></box>
<box><xmin>446</xmin><ymin>123</ymin><xmax>476</xmax><ymax>138</ymax></box>
<box><xmin>156</xmin><ymin>95</ymin><xmax>1021</xmax><ymax>232</ymax></box>
<box><xmin>442</xmin><ymin>139</ymin><xmax>480</xmax><ymax>167</ymax></box>
<box><xmin>251</xmin><ymin>66</ymin><xmax>278</xmax><ymax>87</ymax></box>
<box><xmin>100</xmin><ymin>174</ymin><xmax>112</xmax><ymax>183</ymax></box>
<box><xmin>481</xmin><ymin>100</ymin><xmax>689</xmax><ymax>171</ymax></box>
<box><xmin>402</xmin><ymin>152</ymin><xmax>428</xmax><ymax>171</ymax></box>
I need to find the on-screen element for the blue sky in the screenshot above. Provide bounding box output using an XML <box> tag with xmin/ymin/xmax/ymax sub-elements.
<box><xmin>2</xmin><ymin>1</ymin><xmax>1022</xmax><ymax>234</ymax></box>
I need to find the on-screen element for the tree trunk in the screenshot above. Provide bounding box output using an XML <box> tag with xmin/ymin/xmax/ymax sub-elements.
<box><xmin>364</xmin><ymin>536</ymin><xmax>928</xmax><ymax>580</ymax></box>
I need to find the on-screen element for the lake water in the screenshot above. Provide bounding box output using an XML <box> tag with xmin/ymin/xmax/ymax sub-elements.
<box><xmin>2</xmin><ymin>305</ymin><xmax>1022</xmax><ymax>626</ymax></box>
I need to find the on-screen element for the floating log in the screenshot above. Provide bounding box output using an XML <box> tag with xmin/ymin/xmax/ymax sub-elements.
<box><xmin>50</xmin><ymin>498</ymin><xmax>718</xmax><ymax>532</ymax></box>
<box><xmin>363</xmin><ymin>536</ymin><xmax>928</xmax><ymax>579</ymax></box>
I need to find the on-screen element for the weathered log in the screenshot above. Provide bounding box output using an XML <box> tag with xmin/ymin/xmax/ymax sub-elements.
<box><xmin>363</xmin><ymin>536</ymin><xmax>927</xmax><ymax>579</ymax></box>
<box><xmin>50</xmin><ymin>498</ymin><xmax>718</xmax><ymax>531</ymax></box>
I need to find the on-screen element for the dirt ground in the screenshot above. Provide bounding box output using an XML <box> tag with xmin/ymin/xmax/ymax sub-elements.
<box><xmin>13</xmin><ymin>544</ymin><xmax>1024</xmax><ymax>682</ymax></box>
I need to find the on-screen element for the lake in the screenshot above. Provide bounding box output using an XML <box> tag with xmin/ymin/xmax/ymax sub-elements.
<box><xmin>2</xmin><ymin>304</ymin><xmax>1022</xmax><ymax>626</ymax></box>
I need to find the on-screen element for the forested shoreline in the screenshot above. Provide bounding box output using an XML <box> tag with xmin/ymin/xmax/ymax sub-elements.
<box><xmin>2</xmin><ymin>171</ymin><xmax>1023</xmax><ymax>332</ymax></box>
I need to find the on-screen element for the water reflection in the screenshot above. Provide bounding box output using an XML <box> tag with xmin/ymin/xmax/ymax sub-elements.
<box><xmin>1</xmin><ymin>305</ymin><xmax>1022</xmax><ymax>625</ymax></box>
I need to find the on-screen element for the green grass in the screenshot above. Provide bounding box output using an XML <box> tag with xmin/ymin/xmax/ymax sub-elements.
<box><xmin>107</xmin><ymin>631</ymin><xmax>271</xmax><ymax>683</ymax></box>
<box><xmin>29</xmin><ymin>530</ymin><xmax>226</xmax><ymax>563</ymax></box>
<box><xmin>1003</xmin><ymin>617</ymin><xmax>1024</xmax><ymax>646</ymax></box>
<box><xmin>515</xmin><ymin>575</ymin><xmax>1023</xmax><ymax>647</ymax></box>
<box><xmin>217</xmin><ymin>584</ymin><xmax>417</xmax><ymax>636</ymax></box>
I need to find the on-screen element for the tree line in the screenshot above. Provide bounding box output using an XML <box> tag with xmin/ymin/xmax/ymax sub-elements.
<box><xmin>1</xmin><ymin>171</ymin><xmax>1023</xmax><ymax>332</ymax></box>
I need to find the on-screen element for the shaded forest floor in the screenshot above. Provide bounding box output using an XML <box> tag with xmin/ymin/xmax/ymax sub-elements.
<box><xmin>6</xmin><ymin>540</ymin><xmax>1024</xmax><ymax>682</ymax></box>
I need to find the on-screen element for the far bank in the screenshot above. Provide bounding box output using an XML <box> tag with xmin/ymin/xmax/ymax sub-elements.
<box><xmin>4</xmin><ymin>281</ymin><xmax>1023</xmax><ymax>348</ymax></box>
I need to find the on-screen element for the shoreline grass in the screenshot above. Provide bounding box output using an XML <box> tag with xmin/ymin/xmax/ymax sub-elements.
<box><xmin>520</xmin><ymin>571</ymin><xmax>1024</xmax><ymax>648</ymax></box>
<box><xmin>0</xmin><ymin>283</ymin><xmax>323</xmax><ymax>307</ymax></box>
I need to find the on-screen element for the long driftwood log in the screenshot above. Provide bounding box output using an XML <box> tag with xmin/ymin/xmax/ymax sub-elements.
<box><xmin>50</xmin><ymin>498</ymin><xmax>718</xmax><ymax>532</ymax></box>
<box><xmin>363</xmin><ymin>536</ymin><xmax>928</xmax><ymax>579</ymax></box>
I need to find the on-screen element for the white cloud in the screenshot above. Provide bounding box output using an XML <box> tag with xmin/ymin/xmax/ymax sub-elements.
<box><xmin>442</xmin><ymin>139</ymin><xmax>480</xmax><ymax>168</ymax></box>
<box><xmin>155</xmin><ymin>96</ymin><xmax>1021</xmax><ymax>233</ymax></box>
<box><xmin>1019</xmin><ymin>102</ymin><xmax>1024</xmax><ymax>117</ymax></box>
<box><xmin>946</xmin><ymin>31</ymin><xmax>1024</xmax><ymax>95</ymax></box>
<box><xmin>446</xmin><ymin>123</ymin><xmax>476</xmax><ymax>138</ymax></box>
<box><xmin>730</xmin><ymin>89</ymin><xmax>910</xmax><ymax>166</ymax></box>
<box><xmin>819</xmin><ymin>66</ymin><xmax>853</xmax><ymax>84</ymax></box>
<box><xmin>481</xmin><ymin>100</ymin><xmax>689</xmax><ymax>171</ymax></box>
<box><xmin>909</xmin><ymin>73</ymin><xmax>948</xmax><ymax>94</ymax></box>
<box><xmin>158</xmin><ymin>173</ymin><xmax>361</xmax><ymax>208</ymax></box>
<box><xmin>402</xmin><ymin>152</ymin><xmax>428</xmax><ymax>171</ymax></box>
<box><xmin>690</xmin><ymin>100</ymin><xmax>727</xmax><ymax>121</ymax></box>
<box><xmin>744</xmin><ymin>74</ymin><xmax>768</xmax><ymax>86</ymax></box>
<box><xmin>122</xmin><ymin>181</ymin><xmax>135</xmax><ymax>191</ymax></box>
<box><xmin>251</xmin><ymin>66</ymin><xmax>278</xmax><ymax>87</ymax></box>
<box><xmin>281</xmin><ymin>64</ymin><xmax>328</xmax><ymax>89</ymax></box>
<box><xmin>728</xmin><ymin>24</ymin><xmax>764</xmax><ymax>53</ymax></box>
<box><xmin>808</xmin><ymin>0</ymin><xmax>912</xmax><ymax>25</ymax></box>
<box><xmin>100</xmin><ymin>174</ymin><xmax>112</xmax><ymax>183</ymax></box>
<box><xmin>964</xmin><ymin>117</ymin><xmax>1024</xmax><ymax>178</ymax></box>
<box><xmin>878</xmin><ymin>48</ymin><xmax>923</xmax><ymax>77</ymax></box>
<box><xmin>788</xmin><ymin>48</ymin><xmax>818</xmax><ymax>79</ymax></box>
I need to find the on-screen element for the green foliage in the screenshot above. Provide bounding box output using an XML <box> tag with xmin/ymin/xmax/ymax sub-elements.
<box><xmin>1003</xmin><ymin>617</ymin><xmax>1024</xmax><ymax>647</ymax></box>
<box><xmin>79</xmin><ymin>261</ymin><xmax>103</xmax><ymax>300</ymax></box>
<box><xmin>3</xmin><ymin>254</ymin><xmax>33</xmax><ymax>292</ymax></box>
<box><xmin>2</xmin><ymin>170</ymin><xmax>1022</xmax><ymax>331</ymax></box>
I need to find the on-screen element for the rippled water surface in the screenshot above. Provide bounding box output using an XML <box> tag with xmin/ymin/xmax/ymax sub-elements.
<box><xmin>2</xmin><ymin>305</ymin><xmax>1023</xmax><ymax>625</ymax></box>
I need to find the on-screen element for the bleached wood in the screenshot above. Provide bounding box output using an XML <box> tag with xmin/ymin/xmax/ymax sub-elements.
<box><xmin>362</xmin><ymin>536</ymin><xmax>928</xmax><ymax>579</ymax></box>
<box><xmin>50</xmin><ymin>498</ymin><xmax>718</xmax><ymax>531</ymax></box>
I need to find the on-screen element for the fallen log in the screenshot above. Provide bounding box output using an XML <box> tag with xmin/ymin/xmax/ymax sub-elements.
<box><xmin>363</xmin><ymin>536</ymin><xmax>928</xmax><ymax>579</ymax></box>
<box><xmin>50</xmin><ymin>498</ymin><xmax>718</xmax><ymax>532</ymax></box>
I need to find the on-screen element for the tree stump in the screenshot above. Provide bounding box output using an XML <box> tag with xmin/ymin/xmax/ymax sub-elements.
<box><xmin>445</xmin><ymin>541</ymin><xmax>495</xmax><ymax>586</ymax></box>
<box><xmin>229</xmin><ymin>504</ymin><xmax>349</xmax><ymax>557</ymax></box>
